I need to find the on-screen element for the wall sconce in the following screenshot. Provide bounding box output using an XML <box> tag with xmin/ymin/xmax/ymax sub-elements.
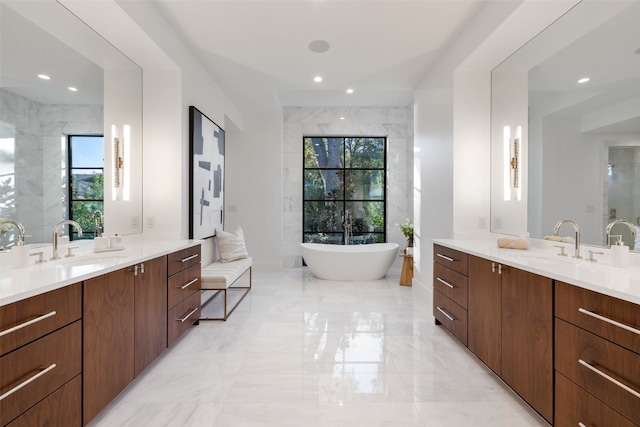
<box><xmin>503</xmin><ymin>126</ymin><xmax>522</xmax><ymax>201</ymax></box>
<box><xmin>111</xmin><ymin>124</ymin><xmax>131</xmax><ymax>201</ymax></box>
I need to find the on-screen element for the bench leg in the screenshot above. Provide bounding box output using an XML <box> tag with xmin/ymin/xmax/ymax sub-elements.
<box><xmin>199</xmin><ymin>266</ymin><xmax>252</xmax><ymax>321</ymax></box>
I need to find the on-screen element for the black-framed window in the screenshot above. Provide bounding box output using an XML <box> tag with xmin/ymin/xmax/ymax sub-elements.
<box><xmin>303</xmin><ymin>137</ymin><xmax>386</xmax><ymax>245</ymax></box>
<box><xmin>68</xmin><ymin>135</ymin><xmax>104</xmax><ymax>240</ymax></box>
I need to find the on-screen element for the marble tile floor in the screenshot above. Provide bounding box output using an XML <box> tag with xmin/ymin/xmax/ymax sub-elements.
<box><xmin>88</xmin><ymin>264</ymin><xmax>549</xmax><ymax>427</ymax></box>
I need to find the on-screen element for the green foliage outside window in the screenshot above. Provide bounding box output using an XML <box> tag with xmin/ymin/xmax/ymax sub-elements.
<box><xmin>303</xmin><ymin>137</ymin><xmax>386</xmax><ymax>244</ymax></box>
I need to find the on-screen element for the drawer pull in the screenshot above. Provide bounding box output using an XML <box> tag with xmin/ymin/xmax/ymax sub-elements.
<box><xmin>177</xmin><ymin>307</ymin><xmax>199</xmax><ymax>323</ymax></box>
<box><xmin>436</xmin><ymin>306</ymin><xmax>455</xmax><ymax>322</ymax></box>
<box><xmin>578</xmin><ymin>423</ymin><xmax>587</xmax><ymax>427</ymax></box>
<box><xmin>180</xmin><ymin>278</ymin><xmax>199</xmax><ymax>290</ymax></box>
<box><xmin>0</xmin><ymin>311</ymin><xmax>57</xmax><ymax>337</ymax></box>
<box><xmin>436</xmin><ymin>277</ymin><xmax>455</xmax><ymax>289</ymax></box>
<box><xmin>0</xmin><ymin>363</ymin><xmax>57</xmax><ymax>401</ymax></box>
<box><xmin>436</xmin><ymin>253</ymin><xmax>454</xmax><ymax>262</ymax></box>
<box><xmin>578</xmin><ymin>308</ymin><xmax>640</xmax><ymax>336</ymax></box>
<box><xmin>578</xmin><ymin>359</ymin><xmax>640</xmax><ymax>399</ymax></box>
<box><xmin>180</xmin><ymin>253</ymin><xmax>199</xmax><ymax>263</ymax></box>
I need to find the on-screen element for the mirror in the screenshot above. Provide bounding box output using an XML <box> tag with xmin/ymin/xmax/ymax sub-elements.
<box><xmin>0</xmin><ymin>0</ymin><xmax>142</xmax><ymax>247</ymax></box>
<box><xmin>491</xmin><ymin>0</ymin><xmax>640</xmax><ymax>250</ymax></box>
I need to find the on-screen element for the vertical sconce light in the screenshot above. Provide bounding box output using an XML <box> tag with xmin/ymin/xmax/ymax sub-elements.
<box><xmin>503</xmin><ymin>126</ymin><xmax>511</xmax><ymax>201</ymax></box>
<box><xmin>503</xmin><ymin>125</ymin><xmax>523</xmax><ymax>201</ymax></box>
<box><xmin>111</xmin><ymin>124</ymin><xmax>131</xmax><ymax>201</ymax></box>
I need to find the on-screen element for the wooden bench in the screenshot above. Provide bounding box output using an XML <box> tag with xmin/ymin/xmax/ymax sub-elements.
<box><xmin>199</xmin><ymin>257</ymin><xmax>252</xmax><ymax>320</ymax></box>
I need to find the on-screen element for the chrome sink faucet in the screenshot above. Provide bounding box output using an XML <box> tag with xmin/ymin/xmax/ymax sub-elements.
<box><xmin>0</xmin><ymin>219</ymin><xmax>26</xmax><ymax>246</ymax></box>
<box><xmin>605</xmin><ymin>219</ymin><xmax>637</xmax><ymax>248</ymax></box>
<box><xmin>51</xmin><ymin>220</ymin><xmax>83</xmax><ymax>260</ymax></box>
<box><xmin>553</xmin><ymin>219</ymin><xmax>581</xmax><ymax>259</ymax></box>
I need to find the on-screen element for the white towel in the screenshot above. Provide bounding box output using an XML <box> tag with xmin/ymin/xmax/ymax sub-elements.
<box><xmin>543</xmin><ymin>235</ymin><xmax>575</xmax><ymax>244</ymax></box>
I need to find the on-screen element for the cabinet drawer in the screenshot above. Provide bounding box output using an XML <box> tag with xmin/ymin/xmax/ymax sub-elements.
<box><xmin>433</xmin><ymin>244</ymin><xmax>468</xmax><ymax>276</ymax></box>
<box><xmin>433</xmin><ymin>289</ymin><xmax>467</xmax><ymax>346</ymax></box>
<box><xmin>168</xmin><ymin>263</ymin><xmax>201</xmax><ymax>310</ymax></box>
<box><xmin>556</xmin><ymin>281</ymin><xmax>640</xmax><ymax>355</ymax></box>
<box><xmin>433</xmin><ymin>262</ymin><xmax>468</xmax><ymax>309</ymax></box>
<box><xmin>555</xmin><ymin>318</ymin><xmax>640</xmax><ymax>425</ymax></box>
<box><xmin>6</xmin><ymin>375</ymin><xmax>81</xmax><ymax>427</ymax></box>
<box><xmin>168</xmin><ymin>291</ymin><xmax>200</xmax><ymax>347</ymax></box>
<box><xmin>0</xmin><ymin>283</ymin><xmax>81</xmax><ymax>356</ymax></box>
<box><xmin>0</xmin><ymin>321</ymin><xmax>81</xmax><ymax>425</ymax></box>
<box><xmin>555</xmin><ymin>373</ymin><xmax>635</xmax><ymax>427</ymax></box>
<box><xmin>168</xmin><ymin>245</ymin><xmax>201</xmax><ymax>276</ymax></box>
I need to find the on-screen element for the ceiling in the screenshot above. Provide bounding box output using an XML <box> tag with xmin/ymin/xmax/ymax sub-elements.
<box><xmin>150</xmin><ymin>0</ymin><xmax>487</xmax><ymax>116</ymax></box>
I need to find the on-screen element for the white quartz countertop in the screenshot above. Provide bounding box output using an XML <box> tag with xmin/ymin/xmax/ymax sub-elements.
<box><xmin>0</xmin><ymin>238</ymin><xmax>201</xmax><ymax>306</ymax></box>
<box><xmin>433</xmin><ymin>238</ymin><xmax>640</xmax><ymax>305</ymax></box>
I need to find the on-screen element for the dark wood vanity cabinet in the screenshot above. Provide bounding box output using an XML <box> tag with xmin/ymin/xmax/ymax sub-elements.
<box><xmin>167</xmin><ymin>245</ymin><xmax>201</xmax><ymax>347</ymax></box>
<box><xmin>83</xmin><ymin>256</ymin><xmax>168</xmax><ymax>425</ymax></box>
<box><xmin>134</xmin><ymin>256</ymin><xmax>168</xmax><ymax>376</ymax></box>
<box><xmin>501</xmin><ymin>266</ymin><xmax>553</xmax><ymax>423</ymax></box>
<box><xmin>433</xmin><ymin>245</ymin><xmax>469</xmax><ymax>345</ymax></box>
<box><xmin>467</xmin><ymin>255</ymin><xmax>502</xmax><ymax>375</ymax></box>
<box><xmin>434</xmin><ymin>245</ymin><xmax>553</xmax><ymax>424</ymax></box>
<box><xmin>555</xmin><ymin>281</ymin><xmax>640</xmax><ymax>426</ymax></box>
<box><xmin>0</xmin><ymin>284</ymin><xmax>82</xmax><ymax>427</ymax></box>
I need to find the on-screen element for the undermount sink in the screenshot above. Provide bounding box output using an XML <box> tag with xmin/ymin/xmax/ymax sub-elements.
<box><xmin>56</xmin><ymin>252</ymin><xmax>130</xmax><ymax>268</ymax></box>
<box><xmin>509</xmin><ymin>253</ymin><xmax>580</xmax><ymax>267</ymax></box>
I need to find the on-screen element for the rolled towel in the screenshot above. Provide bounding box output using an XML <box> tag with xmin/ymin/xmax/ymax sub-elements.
<box><xmin>543</xmin><ymin>235</ymin><xmax>575</xmax><ymax>244</ymax></box>
<box><xmin>497</xmin><ymin>237</ymin><xmax>529</xmax><ymax>250</ymax></box>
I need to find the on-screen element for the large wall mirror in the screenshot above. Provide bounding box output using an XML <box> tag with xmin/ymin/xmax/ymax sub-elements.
<box><xmin>491</xmin><ymin>0</ymin><xmax>640</xmax><ymax>251</ymax></box>
<box><xmin>0</xmin><ymin>0</ymin><xmax>142</xmax><ymax>247</ymax></box>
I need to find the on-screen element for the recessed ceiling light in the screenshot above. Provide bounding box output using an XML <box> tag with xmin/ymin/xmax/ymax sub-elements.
<box><xmin>346</xmin><ymin>88</ymin><xmax>354</xmax><ymax>94</ymax></box>
<box><xmin>339</xmin><ymin>117</ymin><xmax>345</xmax><ymax>120</ymax></box>
<box><xmin>68</xmin><ymin>87</ymin><xmax>78</xmax><ymax>92</ymax></box>
<box><xmin>314</xmin><ymin>76</ymin><xmax>323</xmax><ymax>83</ymax></box>
<box><xmin>308</xmin><ymin>40</ymin><xmax>330</xmax><ymax>53</ymax></box>
<box><xmin>577</xmin><ymin>77</ymin><xmax>590</xmax><ymax>84</ymax></box>
<box><xmin>38</xmin><ymin>74</ymin><xmax>50</xmax><ymax>80</ymax></box>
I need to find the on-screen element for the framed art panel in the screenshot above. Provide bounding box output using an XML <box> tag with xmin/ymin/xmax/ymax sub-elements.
<box><xmin>189</xmin><ymin>106</ymin><xmax>224</xmax><ymax>239</ymax></box>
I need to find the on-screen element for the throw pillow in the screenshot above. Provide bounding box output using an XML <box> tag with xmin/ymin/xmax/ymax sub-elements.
<box><xmin>216</xmin><ymin>226</ymin><xmax>249</xmax><ymax>262</ymax></box>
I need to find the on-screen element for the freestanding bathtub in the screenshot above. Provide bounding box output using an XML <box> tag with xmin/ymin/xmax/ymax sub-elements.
<box><xmin>300</xmin><ymin>242</ymin><xmax>399</xmax><ymax>280</ymax></box>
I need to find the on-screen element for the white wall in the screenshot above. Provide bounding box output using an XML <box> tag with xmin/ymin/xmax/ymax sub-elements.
<box><xmin>225</xmin><ymin>112</ymin><xmax>283</xmax><ymax>270</ymax></box>
<box><xmin>67</xmin><ymin>0</ymin><xmax>242</xmax><ymax>256</ymax></box>
<box><xmin>412</xmin><ymin>0</ymin><xmax>580</xmax><ymax>290</ymax></box>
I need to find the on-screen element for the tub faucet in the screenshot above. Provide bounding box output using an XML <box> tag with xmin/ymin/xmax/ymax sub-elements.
<box><xmin>343</xmin><ymin>212</ymin><xmax>353</xmax><ymax>245</ymax></box>
<box><xmin>51</xmin><ymin>220</ymin><xmax>83</xmax><ymax>260</ymax></box>
<box><xmin>92</xmin><ymin>210</ymin><xmax>103</xmax><ymax>237</ymax></box>
<box><xmin>553</xmin><ymin>219</ymin><xmax>581</xmax><ymax>259</ymax></box>
<box><xmin>605</xmin><ymin>219</ymin><xmax>637</xmax><ymax>248</ymax></box>
<box><xmin>0</xmin><ymin>219</ymin><xmax>26</xmax><ymax>246</ymax></box>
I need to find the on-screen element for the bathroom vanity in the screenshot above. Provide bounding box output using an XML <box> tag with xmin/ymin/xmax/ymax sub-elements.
<box><xmin>433</xmin><ymin>240</ymin><xmax>640</xmax><ymax>427</ymax></box>
<box><xmin>0</xmin><ymin>239</ymin><xmax>201</xmax><ymax>426</ymax></box>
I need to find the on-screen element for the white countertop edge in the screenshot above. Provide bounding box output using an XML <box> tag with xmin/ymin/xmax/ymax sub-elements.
<box><xmin>433</xmin><ymin>238</ymin><xmax>640</xmax><ymax>305</ymax></box>
<box><xmin>0</xmin><ymin>239</ymin><xmax>202</xmax><ymax>306</ymax></box>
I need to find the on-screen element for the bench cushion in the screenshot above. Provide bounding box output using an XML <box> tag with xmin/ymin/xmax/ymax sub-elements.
<box><xmin>201</xmin><ymin>257</ymin><xmax>252</xmax><ymax>290</ymax></box>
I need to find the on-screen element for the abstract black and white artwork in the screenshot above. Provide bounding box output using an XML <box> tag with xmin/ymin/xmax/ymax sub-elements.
<box><xmin>189</xmin><ymin>106</ymin><xmax>224</xmax><ymax>240</ymax></box>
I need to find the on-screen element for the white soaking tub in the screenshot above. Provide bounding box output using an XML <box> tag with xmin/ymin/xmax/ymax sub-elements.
<box><xmin>300</xmin><ymin>242</ymin><xmax>399</xmax><ymax>280</ymax></box>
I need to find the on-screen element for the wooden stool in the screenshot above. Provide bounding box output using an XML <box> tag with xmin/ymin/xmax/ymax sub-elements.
<box><xmin>399</xmin><ymin>254</ymin><xmax>413</xmax><ymax>286</ymax></box>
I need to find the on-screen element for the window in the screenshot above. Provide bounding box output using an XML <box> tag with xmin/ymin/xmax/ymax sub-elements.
<box><xmin>68</xmin><ymin>135</ymin><xmax>104</xmax><ymax>239</ymax></box>
<box><xmin>303</xmin><ymin>137</ymin><xmax>386</xmax><ymax>245</ymax></box>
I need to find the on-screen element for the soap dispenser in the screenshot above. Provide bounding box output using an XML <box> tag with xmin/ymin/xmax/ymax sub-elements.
<box><xmin>611</xmin><ymin>235</ymin><xmax>629</xmax><ymax>268</ymax></box>
<box><xmin>11</xmin><ymin>240</ymin><xmax>30</xmax><ymax>268</ymax></box>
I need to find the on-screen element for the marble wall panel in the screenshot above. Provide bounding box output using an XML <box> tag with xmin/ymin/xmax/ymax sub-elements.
<box><xmin>282</xmin><ymin>106</ymin><xmax>413</xmax><ymax>268</ymax></box>
<box><xmin>0</xmin><ymin>89</ymin><xmax>101</xmax><ymax>244</ymax></box>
